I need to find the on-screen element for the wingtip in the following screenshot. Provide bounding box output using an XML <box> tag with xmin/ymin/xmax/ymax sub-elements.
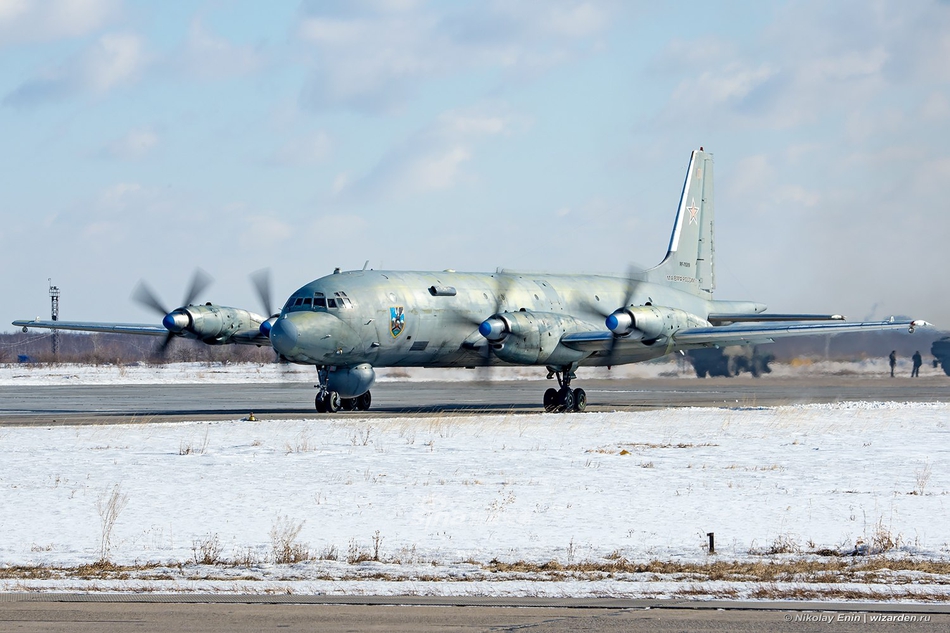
<box><xmin>909</xmin><ymin>319</ymin><xmax>933</xmax><ymax>333</ymax></box>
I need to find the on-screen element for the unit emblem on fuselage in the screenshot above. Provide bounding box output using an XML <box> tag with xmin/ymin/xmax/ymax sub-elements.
<box><xmin>390</xmin><ymin>306</ymin><xmax>405</xmax><ymax>338</ymax></box>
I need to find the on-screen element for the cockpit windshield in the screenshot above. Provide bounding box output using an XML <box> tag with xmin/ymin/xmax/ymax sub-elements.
<box><xmin>283</xmin><ymin>290</ymin><xmax>353</xmax><ymax>313</ymax></box>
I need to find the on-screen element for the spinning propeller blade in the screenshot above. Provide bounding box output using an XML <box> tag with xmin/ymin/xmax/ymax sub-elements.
<box><xmin>250</xmin><ymin>268</ymin><xmax>275</xmax><ymax>318</ymax></box>
<box><xmin>130</xmin><ymin>268</ymin><xmax>214</xmax><ymax>356</ymax></box>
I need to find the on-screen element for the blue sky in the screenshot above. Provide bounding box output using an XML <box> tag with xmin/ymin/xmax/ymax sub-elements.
<box><xmin>2</xmin><ymin>0</ymin><xmax>949</xmax><ymax>330</ymax></box>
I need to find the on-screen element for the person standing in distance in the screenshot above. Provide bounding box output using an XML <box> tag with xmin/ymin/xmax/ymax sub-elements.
<box><xmin>912</xmin><ymin>350</ymin><xmax>923</xmax><ymax>377</ymax></box>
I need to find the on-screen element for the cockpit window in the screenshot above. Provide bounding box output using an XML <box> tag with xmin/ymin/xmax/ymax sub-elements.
<box><xmin>333</xmin><ymin>291</ymin><xmax>352</xmax><ymax>308</ymax></box>
<box><xmin>284</xmin><ymin>290</ymin><xmax>353</xmax><ymax>313</ymax></box>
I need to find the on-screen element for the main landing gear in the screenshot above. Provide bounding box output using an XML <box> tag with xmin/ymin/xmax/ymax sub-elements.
<box><xmin>314</xmin><ymin>367</ymin><xmax>372</xmax><ymax>413</ymax></box>
<box><xmin>543</xmin><ymin>368</ymin><xmax>586</xmax><ymax>413</ymax></box>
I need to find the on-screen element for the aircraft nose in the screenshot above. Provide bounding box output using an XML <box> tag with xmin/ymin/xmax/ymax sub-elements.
<box><xmin>269</xmin><ymin>315</ymin><xmax>299</xmax><ymax>355</ymax></box>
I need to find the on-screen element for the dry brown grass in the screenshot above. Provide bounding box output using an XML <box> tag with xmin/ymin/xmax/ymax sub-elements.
<box><xmin>483</xmin><ymin>556</ymin><xmax>950</xmax><ymax>583</ymax></box>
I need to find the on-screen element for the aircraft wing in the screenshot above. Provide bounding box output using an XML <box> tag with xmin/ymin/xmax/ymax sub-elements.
<box><xmin>13</xmin><ymin>319</ymin><xmax>167</xmax><ymax>336</ymax></box>
<box><xmin>671</xmin><ymin>319</ymin><xmax>930</xmax><ymax>347</ymax></box>
<box><xmin>13</xmin><ymin>318</ymin><xmax>272</xmax><ymax>346</ymax></box>
<box><xmin>561</xmin><ymin>319</ymin><xmax>930</xmax><ymax>352</ymax></box>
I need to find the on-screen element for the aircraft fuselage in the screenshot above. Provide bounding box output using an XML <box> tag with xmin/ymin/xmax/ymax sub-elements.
<box><xmin>270</xmin><ymin>269</ymin><xmax>714</xmax><ymax>369</ymax></box>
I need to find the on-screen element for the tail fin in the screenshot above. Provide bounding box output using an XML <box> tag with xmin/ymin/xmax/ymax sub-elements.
<box><xmin>645</xmin><ymin>148</ymin><xmax>715</xmax><ymax>298</ymax></box>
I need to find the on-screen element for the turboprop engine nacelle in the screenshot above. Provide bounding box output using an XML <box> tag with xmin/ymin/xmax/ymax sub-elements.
<box><xmin>479</xmin><ymin>311</ymin><xmax>590</xmax><ymax>366</ymax></box>
<box><xmin>605</xmin><ymin>306</ymin><xmax>699</xmax><ymax>340</ymax></box>
<box><xmin>163</xmin><ymin>304</ymin><xmax>266</xmax><ymax>344</ymax></box>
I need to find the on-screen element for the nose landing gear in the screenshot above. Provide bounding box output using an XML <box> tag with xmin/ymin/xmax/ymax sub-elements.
<box><xmin>543</xmin><ymin>367</ymin><xmax>586</xmax><ymax>413</ymax></box>
<box><xmin>314</xmin><ymin>366</ymin><xmax>372</xmax><ymax>413</ymax></box>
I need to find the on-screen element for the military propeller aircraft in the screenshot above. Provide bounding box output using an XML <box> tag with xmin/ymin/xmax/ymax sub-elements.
<box><xmin>15</xmin><ymin>149</ymin><xmax>929</xmax><ymax>413</ymax></box>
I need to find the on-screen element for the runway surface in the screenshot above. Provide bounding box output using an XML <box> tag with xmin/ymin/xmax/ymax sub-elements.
<box><xmin>1</xmin><ymin>374</ymin><xmax>948</xmax><ymax>426</ymax></box>
<box><xmin>1</xmin><ymin>595</ymin><xmax>948</xmax><ymax>632</ymax></box>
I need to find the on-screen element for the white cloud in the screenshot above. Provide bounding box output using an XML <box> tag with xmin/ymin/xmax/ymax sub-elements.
<box><xmin>802</xmin><ymin>47</ymin><xmax>889</xmax><ymax>82</ymax></box>
<box><xmin>726</xmin><ymin>154</ymin><xmax>773</xmax><ymax>200</ymax></box>
<box><xmin>239</xmin><ymin>216</ymin><xmax>293</xmax><ymax>250</ymax></box>
<box><xmin>337</xmin><ymin>105</ymin><xmax>514</xmax><ymax>199</ymax></box>
<box><xmin>80</xmin><ymin>220</ymin><xmax>125</xmax><ymax>244</ymax></box>
<box><xmin>920</xmin><ymin>92</ymin><xmax>950</xmax><ymax>121</ymax></box>
<box><xmin>305</xmin><ymin>214</ymin><xmax>369</xmax><ymax>242</ymax></box>
<box><xmin>4</xmin><ymin>32</ymin><xmax>146</xmax><ymax>106</ymax></box>
<box><xmin>0</xmin><ymin>0</ymin><xmax>120</xmax><ymax>47</ymax></box>
<box><xmin>296</xmin><ymin>1</ymin><xmax>615</xmax><ymax>112</ymax></box>
<box><xmin>533</xmin><ymin>1</ymin><xmax>611</xmax><ymax>38</ymax></box>
<box><xmin>671</xmin><ymin>63</ymin><xmax>775</xmax><ymax>108</ymax></box>
<box><xmin>270</xmin><ymin>130</ymin><xmax>332</xmax><ymax>166</ymax></box>
<box><xmin>83</xmin><ymin>33</ymin><xmax>144</xmax><ymax>91</ymax></box>
<box><xmin>99</xmin><ymin>182</ymin><xmax>143</xmax><ymax>208</ymax></box>
<box><xmin>403</xmin><ymin>145</ymin><xmax>471</xmax><ymax>192</ymax></box>
<box><xmin>176</xmin><ymin>18</ymin><xmax>264</xmax><ymax>80</ymax></box>
<box><xmin>331</xmin><ymin>172</ymin><xmax>351</xmax><ymax>196</ymax></box>
<box><xmin>441</xmin><ymin>113</ymin><xmax>509</xmax><ymax>136</ymax></box>
<box><xmin>103</xmin><ymin>127</ymin><xmax>159</xmax><ymax>161</ymax></box>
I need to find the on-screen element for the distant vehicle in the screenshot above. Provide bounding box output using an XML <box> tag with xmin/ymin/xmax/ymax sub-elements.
<box><xmin>931</xmin><ymin>337</ymin><xmax>950</xmax><ymax>376</ymax></box>
<box><xmin>686</xmin><ymin>345</ymin><xmax>774</xmax><ymax>378</ymax></box>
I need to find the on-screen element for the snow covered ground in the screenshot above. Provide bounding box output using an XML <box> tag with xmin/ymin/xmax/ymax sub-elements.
<box><xmin>2</xmin><ymin>375</ymin><xmax>949</xmax><ymax>598</ymax></box>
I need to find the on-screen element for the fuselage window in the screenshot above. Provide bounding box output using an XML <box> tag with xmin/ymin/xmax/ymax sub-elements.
<box><xmin>293</xmin><ymin>298</ymin><xmax>303</xmax><ymax>306</ymax></box>
<box><xmin>315</xmin><ymin>297</ymin><xmax>327</xmax><ymax>308</ymax></box>
<box><xmin>303</xmin><ymin>297</ymin><xmax>312</xmax><ymax>307</ymax></box>
<box><xmin>327</xmin><ymin>298</ymin><xmax>338</xmax><ymax>308</ymax></box>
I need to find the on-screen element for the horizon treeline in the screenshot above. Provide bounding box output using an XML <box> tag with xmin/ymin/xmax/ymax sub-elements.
<box><xmin>1</xmin><ymin>329</ymin><xmax>941</xmax><ymax>366</ymax></box>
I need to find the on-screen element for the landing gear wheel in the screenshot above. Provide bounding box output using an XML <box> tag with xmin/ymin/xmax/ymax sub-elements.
<box><xmin>543</xmin><ymin>388</ymin><xmax>558</xmax><ymax>412</ymax></box>
<box><xmin>356</xmin><ymin>391</ymin><xmax>372</xmax><ymax>411</ymax></box>
<box><xmin>341</xmin><ymin>398</ymin><xmax>357</xmax><ymax>411</ymax></box>
<box><xmin>315</xmin><ymin>394</ymin><xmax>327</xmax><ymax>413</ymax></box>
<box><xmin>325</xmin><ymin>391</ymin><xmax>342</xmax><ymax>413</ymax></box>
<box><xmin>557</xmin><ymin>387</ymin><xmax>574</xmax><ymax>412</ymax></box>
<box><xmin>572</xmin><ymin>388</ymin><xmax>587</xmax><ymax>412</ymax></box>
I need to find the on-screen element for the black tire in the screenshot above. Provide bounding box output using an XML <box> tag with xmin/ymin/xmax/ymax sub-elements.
<box><xmin>543</xmin><ymin>388</ymin><xmax>558</xmax><ymax>412</ymax></box>
<box><xmin>558</xmin><ymin>388</ymin><xmax>574</xmax><ymax>412</ymax></box>
<box><xmin>356</xmin><ymin>391</ymin><xmax>372</xmax><ymax>411</ymax></box>
<box><xmin>326</xmin><ymin>391</ymin><xmax>342</xmax><ymax>413</ymax></box>
<box><xmin>341</xmin><ymin>398</ymin><xmax>356</xmax><ymax>411</ymax></box>
<box><xmin>573</xmin><ymin>388</ymin><xmax>587</xmax><ymax>412</ymax></box>
<box><xmin>315</xmin><ymin>394</ymin><xmax>327</xmax><ymax>413</ymax></box>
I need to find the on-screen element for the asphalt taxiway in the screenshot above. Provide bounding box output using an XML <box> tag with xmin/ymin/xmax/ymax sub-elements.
<box><xmin>1</xmin><ymin>374</ymin><xmax>948</xmax><ymax>426</ymax></box>
<box><xmin>2</xmin><ymin>595</ymin><xmax>949</xmax><ymax>632</ymax></box>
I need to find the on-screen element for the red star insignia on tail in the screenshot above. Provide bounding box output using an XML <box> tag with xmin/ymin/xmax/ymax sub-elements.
<box><xmin>687</xmin><ymin>198</ymin><xmax>699</xmax><ymax>225</ymax></box>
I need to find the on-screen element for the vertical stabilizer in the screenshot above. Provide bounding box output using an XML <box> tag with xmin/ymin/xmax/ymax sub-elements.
<box><xmin>646</xmin><ymin>148</ymin><xmax>715</xmax><ymax>298</ymax></box>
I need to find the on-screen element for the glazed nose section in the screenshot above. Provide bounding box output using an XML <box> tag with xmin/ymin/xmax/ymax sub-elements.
<box><xmin>269</xmin><ymin>316</ymin><xmax>299</xmax><ymax>356</ymax></box>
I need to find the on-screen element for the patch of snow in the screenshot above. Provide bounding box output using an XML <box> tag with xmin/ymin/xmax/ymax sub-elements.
<box><xmin>1</xmin><ymin>401</ymin><xmax>949</xmax><ymax>597</ymax></box>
